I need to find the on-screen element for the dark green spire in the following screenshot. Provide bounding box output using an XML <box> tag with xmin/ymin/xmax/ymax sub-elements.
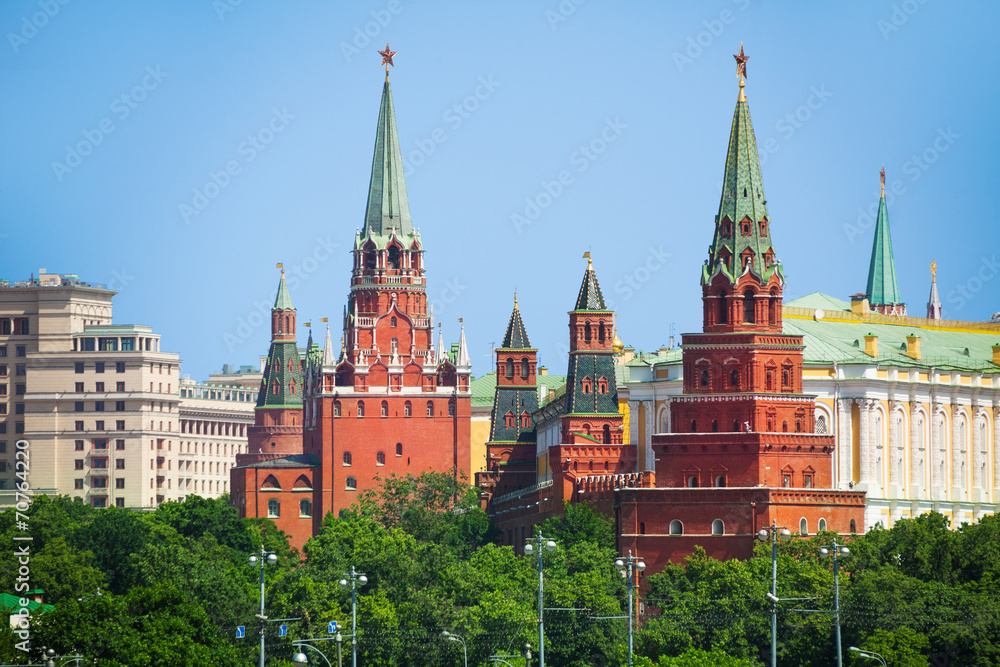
<box><xmin>866</xmin><ymin>169</ymin><xmax>903</xmax><ymax>307</ymax></box>
<box><xmin>703</xmin><ymin>75</ymin><xmax>783</xmax><ymax>287</ymax></box>
<box><xmin>502</xmin><ymin>295</ymin><xmax>531</xmax><ymax>348</ymax></box>
<box><xmin>273</xmin><ymin>269</ymin><xmax>293</xmax><ymax>309</ymax></box>
<box><xmin>360</xmin><ymin>79</ymin><xmax>413</xmax><ymax>248</ymax></box>
<box><xmin>574</xmin><ymin>256</ymin><xmax>608</xmax><ymax>311</ymax></box>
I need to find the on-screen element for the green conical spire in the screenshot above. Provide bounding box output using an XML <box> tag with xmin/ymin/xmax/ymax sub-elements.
<box><xmin>273</xmin><ymin>269</ymin><xmax>294</xmax><ymax>310</ymax></box>
<box><xmin>502</xmin><ymin>294</ymin><xmax>532</xmax><ymax>348</ymax></box>
<box><xmin>703</xmin><ymin>64</ymin><xmax>783</xmax><ymax>287</ymax></box>
<box><xmin>866</xmin><ymin>168</ymin><xmax>903</xmax><ymax>307</ymax></box>
<box><xmin>574</xmin><ymin>256</ymin><xmax>608</xmax><ymax>311</ymax></box>
<box><xmin>360</xmin><ymin>78</ymin><xmax>413</xmax><ymax>246</ymax></box>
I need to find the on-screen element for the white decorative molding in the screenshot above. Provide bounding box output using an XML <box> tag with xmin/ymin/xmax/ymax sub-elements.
<box><xmin>837</xmin><ymin>398</ymin><xmax>853</xmax><ymax>489</ymax></box>
<box><xmin>643</xmin><ymin>400</ymin><xmax>655</xmax><ymax>473</ymax></box>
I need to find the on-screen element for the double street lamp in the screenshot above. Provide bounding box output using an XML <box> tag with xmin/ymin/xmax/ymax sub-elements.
<box><xmin>248</xmin><ymin>547</ymin><xmax>279</xmax><ymax>667</ymax></box>
<box><xmin>756</xmin><ymin>524</ymin><xmax>792</xmax><ymax>667</ymax></box>
<box><xmin>524</xmin><ymin>532</ymin><xmax>557</xmax><ymax>667</ymax></box>
<box><xmin>614</xmin><ymin>551</ymin><xmax>646</xmax><ymax>667</ymax></box>
<box><xmin>441</xmin><ymin>631</ymin><xmax>468</xmax><ymax>667</ymax></box>
<box><xmin>339</xmin><ymin>567</ymin><xmax>368</xmax><ymax>667</ymax></box>
<box><xmin>849</xmin><ymin>646</ymin><xmax>887</xmax><ymax>667</ymax></box>
<box><xmin>820</xmin><ymin>539</ymin><xmax>851</xmax><ymax>667</ymax></box>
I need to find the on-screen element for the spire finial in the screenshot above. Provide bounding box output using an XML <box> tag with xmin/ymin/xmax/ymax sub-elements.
<box><xmin>931</xmin><ymin>260</ymin><xmax>937</xmax><ymax>281</ymax></box>
<box><xmin>880</xmin><ymin>165</ymin><xmax>886</xmax><ymax>198</ymax></box>
<box><xmin>583</xmin><ymin>250</ymin><xmax>592</xmax><ymax>268</ymax></box>
<box><xmin>514</xmin><ymin>290</ymin><xmax>518</xmax><ymax>309</ymax></box>
<box><xmin>378</xmin><ymin>43</ymin><xmax>397</xmax><ymax>80</ymax></box>
<box><xmin>276</xmin><ymin>261</ymin><xmax>284</xmax><ymax>277</ymax></box>
<box><xmin>734</xmin><ymin>42</ymin><xmax>748</xmax><ymax>101</ymax></box>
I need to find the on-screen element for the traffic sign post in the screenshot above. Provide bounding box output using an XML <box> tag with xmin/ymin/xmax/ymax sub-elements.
<box><xmin>236</xmin><ymin>626</ymin><xmax>246</xmax><ymax>639</ymax></box>
<box><xmin>328</xmin><ymin>621</ymin><xmax>339</xmax><ymax>634</ymax></box>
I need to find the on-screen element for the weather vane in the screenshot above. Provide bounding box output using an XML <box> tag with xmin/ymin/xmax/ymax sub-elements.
<box><xmin>931</xmin><ymin>260</ymin><xmax>937</xmax><ymax>280</ymax></box>
<box><xmin>734</xmin><ymin>42</ymin><xmax>748</xmax><ymax>100</ymax></box>
<box><xmin>378</xmin><ymin>43</ymin><xmax>397</xmax><ymax>78</ymax></box>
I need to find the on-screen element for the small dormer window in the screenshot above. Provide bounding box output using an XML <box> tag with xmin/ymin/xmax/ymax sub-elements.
<box><xmin>759</xmin><ymin>220</ymin><xmax>768</xmax><ymax>236</ymax></box>
<box><xmin>741</xmin><ymin>221</ymin><xmax>752</xmax><ymax>236</ymax></box>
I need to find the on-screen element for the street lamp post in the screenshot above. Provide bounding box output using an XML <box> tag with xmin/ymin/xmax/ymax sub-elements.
<box><xmin>292</xmin><ymin>642</ymin><xmax>334</xmax><ymax>667</ymax></box>
<box><xmin>338</xmin><ymin>567</ymin><xmax>367</xmax><ymax>667</ymax></box>
<box><xmin>524</xmin><ymin>532</ymin><xmax>557</xmax><ymax>667</ymax></box>
<box><xmin>248</xmin><ymin>546</ymin><xmax>279</xmax><ymax>667</ymax></box>
<box><xmin>756</xmin><ymin>523</ymin><xmax>792</xmax><ymax>667</ymax></box>
<box><xmin>441</xmin><ymin>631</ymin><xmax>468</xmax><ymax>667</ymax></box>
<box><xmin>848</xmin><ymin>646</ymin><xmax>887</xmax><ymax>667</ymax></box>
<box><xmin>820</xmin><ymin>539</ymin><xmax>851</xmax><ymax>667</ymax></box>
<box><xmin>614</xmin><ymin>550</ymin><xmax>646</xmax><ymax>667</ymax></box>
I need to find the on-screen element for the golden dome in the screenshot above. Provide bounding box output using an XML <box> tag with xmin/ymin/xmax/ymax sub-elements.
<box><xmin>612</xmin><ymin>335</ymin><xmax>624</xmax><ymax>354</ymax></box>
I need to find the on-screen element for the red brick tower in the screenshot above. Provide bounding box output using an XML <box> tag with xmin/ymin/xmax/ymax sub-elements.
<box><xmin>302</xmin><ymin>66</ymin><xmax>472</xmax><ymax>531</ymax></box>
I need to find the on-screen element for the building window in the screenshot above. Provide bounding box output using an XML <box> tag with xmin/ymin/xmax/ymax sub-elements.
<box><xmin>74</xmin><ymin>479</ymin><xmax>83</xmax><ymax>490</ymax></box>
<box><xmin>521</xmin><ymin>412</ymin><xmax>530</xmax><ymax>428</ymax></box>
<box><xmin>743</xmin><ymin>290</ymin><xmax>755</xmax><ymax>323</ymax></box>
<box><xmin>381</xmin><ymin>401</ymin><xmax>388</xmax><ymax>418</ymax></box>
<box><xmin>15</xmin><ymin>364</ymin><xmax>26</xmax><ymax>376</ymax></box>
<box><xmin>95</xmin><ymin>421</ymin><xmax>104</xmax><ymax>431</ymax></box>
<box><xmin>116</xmin><ymin>362</ymin><xmax>126</xmax><ymax>373</ymax></box>
<box><xmin>818</xmin><ymin>518</ymin><xmax>827</xmax><ymax>532</ymax></box>
<box><xmin>714</xmin><ymin>475</ymin><xmax>726</xmax><ymax>487</ymax></box>
<box><xmin>782</xmin><ymin>368</ymin><xmax>790</xmax><ymax>388</ymax></box>
<box><xmin>815</xmin><ymin>414</ymin><xmax>828</xmax><ymax>435</ymax></box>
<box><xmin>116</xmin><ymin>458</ymin><xmax>125</xmax><ymax>470</ymax></box>
<box><xmin>391</xmin><ymin>316</ymin><xmax>397</xmax><ymax>328</ymax></box>
<box><xmin>521</xmin><ymin>358</ymin><xmax>529</xmax><ymax>378</ymax></box>
<box><xmin>75</xmin><ymin>459</ymin><xmax>84</xmax><ymax>470</ymax></box>
<box><xmin>334</xmin><ymin>401</ymin><xmax>341</xmax><ymax>418</ymax></box>
<box><xmin>669</xmin><ymin>520</ymin><xmax>683</xmax><ymax>535</ymax></box>
<box><xmin>782</xmin><ymin>474</ymin><xmax>791</xmax><ymax>487</ymax></box>
<box><xmin>300</xmin><ymin>499</ymin><xmax>312</xmax><ymax>517</ymax></box>
<box><xmin>289</xmin><ymin>379</ymin><xmax>296</xmax><ymax>395</ymax></box>
<box><xmin>345</xmin><ymin>476</ymin><xmax>357</xmax><ymax>491</ymax></box>
<box><xmin>75</xmin><ymin>401</ymin><xmax>85</xmax><ymax>412</ymax></box>
<box><xmin>116</xmin><ymin>420</ymin><xmax>125</xmax><ymax>430</ymax></box>
<box><xmin>404</xmin><ymin>401</ymin><xmax>411</xmax><ymax>418</ymax></box>
<box><xmin>740</xmin><ymin>219</ymin><xmax>751</xmax><ymax>235</ymax></box>
<box><xmin>0</xmin><ymin>365</ymin><xmax>6</xmax><ymax>376</ymax></box>
<box><xmin>782</xmin><ymin>420</ymin><xmax>788</xmax><ymax>433</ymax></box>
<box><xmin>505</xmin><ymin>411</ymin><xmax>514</xmax><ymax>428</ymax></box>
<box><xmin>700</xmin><ymin>370</ymin><xmax>709</xmax><ymax>388</ymax></box>
<box><xmin>343</xmin><ymin>451</ymin><xmax>352</xmax><ymax>466</ymax></box>
<box><xmin>116</xmin><ymin>401</ymin><xmax>125</xmax><ymax>411</ymax></box>
<box><xmin>357</xmin><ymin>401</ymin><xmax>365</xmax><ymax>418</ymax></box>
<box><xmin>850</xmin><ymin>519</ymin><xmax>857</xmax><ymax>534</ymax></box>
<box><xmin>799</xmin><ymin>518</ymin><xmax>808</xmax><ymax>535</ymax></box>
<box><xmin>686</xmin><ymin>475</ymin><xmax>698</xmax><ymax>488</ymax></box>
<box><xmin>376</xmin><ymin>451</ymin><xmax>385</xmax><ymax>466</ymax></box>
<box><xmin>95</xmin><ymin>401</ymin><xmax>105</xmax><ymax>412</ymax></box>
<box><xmin>505</xmin><ymin>359</ymin><xmax>514</xmax><ymax>378</ymax></box>
<box><xmin>115</xmin><ymin>439</ymin><xmax>125</xmax><ymax>450</ymax></box>
<box><xmin>268</xmin><ymin>499</ymin><xmax>280</xmax><ymax>518</ymax></box>
<box><xmin>75</xmin><ymin>362</ymin><xmax>84</xmax><ymax>374</ymax></box>
<box><xmin>396</xmin><ymin>442</ymin><xmax>403</xmax><ymax>457</ymax></box>
<box><xmin>426</xmin><ymin>401</ymin><xmax>434</xmax><ymax>417</ymax></box>
<box><xmin>75</xmin><ymin>420</ymin><xmax>84</xmax><ymax>431</ymax></box>
<box><xmin>0</xmin><ymin>347</ymin><xmax>5</xmax><ymax>357</ymax></box>
<box><xmin>449</xmin><ymin>401</ymin><xmax>456</xmax><ymax>417</ymax></box>
<box><xmin>95</xmin><ymin>362</ymin><xmax>105</xmax><ymax>374</ymax></box>
<box><xmin>712</xmin><ymin>519</ymin><xmax>724</xmax><ymax>535</ymax></box>
<box><xmin>690</xmin><ymin>420</ymin><xmax>697</xmax><ymax>433</ymax></box>
<box><xmin>15</xmin><ymin>345</ymin><xmax>25</xmax><ymax>357</ymax></box>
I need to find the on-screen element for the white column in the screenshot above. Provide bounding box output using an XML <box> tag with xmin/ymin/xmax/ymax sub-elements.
<box><xmin>643</xmin><ymin>400</ymin><xmax>655</xmax><ymax>473</ymax></box>
<box><xmin>993</xmin><ymin>406</ymin><xmax>1000</xmax><ymax>498</ymax></box>
<box><xmin>909</xmin><ymin>403</ymin><xmax>923</xmax><ymax>499</ymax></box>
<box><xmin>931</xmin><ymin>406</ymin><xmax>944</xmax><ymax>499</ymax></box>
<box><xmin>859</xmin><ymin>399</ymin><xmax>873</xmax><ymax>487</ymax></box>
<box><xmin>628</xmin><ymin>401</ymin><xmax>640</xmax><ymax>445</ymax></box>
<box><xmin>888</xmin><ymin>402</ymin><xmax>901</xmax><ymax>495</ymax></box>
<box><xmin>951</xmin><ymin>404</ymin><xmax>964</xmax><ymax>498</ymax></box>
<box><xmin>837</xmin><ymin>398</ymin><xmax>853</xmax><ymax>489</ymax></box>
<box><xmin>972</xmin><ymin>409</ymin><xmax>984</xmax><ymax>495</ymax></box>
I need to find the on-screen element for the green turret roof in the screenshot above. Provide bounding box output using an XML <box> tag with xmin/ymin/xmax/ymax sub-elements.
<box><xmin>359</xmin><ymin>78</ymin><xmax>414</xmax><ymax>249</ymax></box>
<box><xmin>703</xmin><ymin>81</ymin><xmax>784</xmax><ymax>286</ymax></box>
<box><xmin>273</xmin><ymin>270</ymin><xmax>294</xmax><ymax>310</ymax></box>
<box><xmin>574</xmin><ymin>259</ymin><xmax>608</xmax><ymax>311</ymax></box>
<box><xmin>502</xmin><ymin>297</ymin><xmax>532</xmax><ymax>349</ymax></box>
<box><xmin>866</xmin><ymin>176</ymin><xmax>903</xmax><ymax>306</ymax></box>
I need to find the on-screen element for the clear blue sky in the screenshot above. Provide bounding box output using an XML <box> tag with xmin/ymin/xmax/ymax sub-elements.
<box><xmin>2</xmin><ymin>1</ymin><xmax>997</xmax><ymax>380</ymax></box>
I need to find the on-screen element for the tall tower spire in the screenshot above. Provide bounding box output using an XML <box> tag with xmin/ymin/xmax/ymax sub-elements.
<box><xmin>702</xmin><ymin>45</ymin><xmax>783</xmax><ymax>333</ymax></box>
<box><xmin>927</xmin><ymin>260</ymin><xmax>942</xmax><ymax>319</ymax></box>
<box><xmin>258</xmin><ymin>266</ymin><xmax>303</xmax><ymax>409</ymax></box>
<box><xmin>866</xmin><ymin>166</ymin><xmax>906</xmax><ymax>316</ymax></box>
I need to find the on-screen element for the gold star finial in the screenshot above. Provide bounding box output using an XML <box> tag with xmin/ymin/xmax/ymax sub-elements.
<box><xmin>734</xmin><ymin>42</ymin><xmax>748</xmax><ymax>101</ymax></box>
<box><xmin>880</xmin><ymin>165</ymin><xmax>886</xmax><ymax>197</ymax></box>
<box><xmin>378</xmin><ymin>43</ymin><xmax>397</xmax><ymax>79</ymax></box>
<box><xmin>514</xmin><ymin>290</ymin><xmax>518</xmax><ymax>309</ymax></box>
<box><xmin>931</xmin><ymin>260</ymin><xmax>937</xmax><ymax>280</ymax></box>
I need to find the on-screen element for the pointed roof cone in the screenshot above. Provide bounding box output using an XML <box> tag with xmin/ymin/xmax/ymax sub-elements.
<box><xmin>703</xmin><ymin>51</ymin><xmax>783</xmax><ymax>287</ymax></box>
<box><xmin>927</xmin><ymin>261</ymin><xmax>942</xmax><ymax>319</ymax></box>
<box><xmin>456</xmin><ymin>322</ymin><xmax>471</xmax><ymax>367</ymax></box>
<box><xmin>322</xmin><ymin>325</ymin><xmax>336</xmax><ymax>366</ymax></box>
<box><xmin>436</xmin><ymin>327</ymin><xmax>447</xmax><ymax>364</ymax></box>
<box><xmin>361</xmin><ymin>79</ymin><xmax>413</xmax><ymax>245</ymax></box>
<box><xmin>866</xmin><ymin>168</ymin><xmax>903</xmax><ymax>307</ymax></box>
<box><xmin>574</xmin><ymin>256</ymin><xmax>608</xmax><ymax>311</ymax></box>
<box><xmin>502</xmin><ymin>294</ymin><xmax>532</xmax><ymax>348</ymax></box>
<box><xmin>273</xmin><ymin>269</ymin><xmax>294</xmax><ymax>309</ymax></box>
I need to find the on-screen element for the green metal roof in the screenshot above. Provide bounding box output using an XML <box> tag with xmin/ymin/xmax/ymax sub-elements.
<box><xmin>866</xmin><ymin>193</ymin><xmax>903</xmax><ymax>306</ymax></box>
<box><xmin>785</xmin><ymin>292</ymin><xmax>851</xmax><ymax>312</ymax></box>
<box><xmin>471</xmin><ymin>373</ymin><xmax>567</xmax><ymax>408</ymax></box>
<box><xmin>360</xmin><ymin>79</ymin><xmax>414</xmax><ymax>248</ymax></box>
<box><xmin>703</xmin><ymin>88</ymin><xmax>784</xmax><ymax>287</ymax></box>
<box><xmin>273</xmin><ymin>272</ymin><xmax>294</xmax><ymax>310</ymax></box>
<box><xmin>574</xmin><ymin>261</ymin><xmax>608</xmax><ymax>311</ymax></box>
<box><xmin>501</xmin><ymin>300</ymin><xmax>532</xmax><ymax>349</ymax></box>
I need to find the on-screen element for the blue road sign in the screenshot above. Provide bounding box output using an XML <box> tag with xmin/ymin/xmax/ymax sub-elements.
<box><xmin>328</xmin><ymin>621</ymin><xmax>339</xmax><ymax>633</ymax></box>
<box><xmin>236</xmin><ymin>626</ymin><xmax>245</xmax><ymax>639</ymax></box>
<box><xmin>279</xmin><ymin>624</ymin><xmax>288</xmax><ymax>637</ymax></box>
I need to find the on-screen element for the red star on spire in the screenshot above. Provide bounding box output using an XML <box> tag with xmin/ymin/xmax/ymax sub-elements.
<box><xmin>378</xmin><ymin>43</ymin><xmax>397</xmax><ymax>74</ymax></box>
<box><xmin>734</xmin><ymin>42</ymin><xmax>748</xmax><ymax>82</ymax></box>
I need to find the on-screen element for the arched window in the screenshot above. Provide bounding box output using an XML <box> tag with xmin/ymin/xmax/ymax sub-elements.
<box><xmin>743</xmin><ymin>290</ymin><xmax>756</xmax><ymax>323</ymax></box>
<box><xmin>766</xmin><ymin>370</ymin><xmax>774</xmax><ymax>391</ymax></box>
<box><xmin>769</xmin><ymin>289</ymin><xmax>779</xmax><ymax>326</ymax></box>
<box><xmin>289</xmin><ymin>379</ymin><xmax>296</xmax><ymax>395</ymax></box>
<box><xmin>691</xmin><ymin>420</ymin><xmax>697</xmax><ymax>433</ymax></box>
<box><xmin>387</xmin><ymin>245</ymin><xmax>400</xmax><ymax>269</ymax></box>
<box><xmin>714</xmin><ymin>475</ymin><xmax>726</xmax><ymax>487</ymax></box>
<box><xmin>426</xmin><ymin>401</ymin><xmax>434</xmax><ymax>417</ymax></box>
<box><xmin>669</xmin><ymin>520</ymin><xmax>683</xmax><ymax>535</ymax></box>
<box><xmin>602</xmin><ymin>424</ymin><xmax>611</xmax><ymax>444</ymax></box>
<box><xmin>730</xmin><ymin>369</ymin><xmax>739</xmax><ymax>387</ymax></box>
<box><xmin>381</xmin><ymin>401</ymin><xmax>388</xmax><ymax>417</ymax></box>
<box><xmin>505</xmin><ymin>359</ymin><xmax>514</xmax><ymax>378</ymax></box>
<box><xmin>815</xmin><ymin>414</ymin><xmax>828</xmax><ymax>434</ymax></box>
<box><xmin>639</xmin><ymin>522</ymin><xmax>645</xmax><ymax>535</ymax></box>
<box><xmin>598</xmin><ymin>378</ymin><xmax>608</xmax><ymax>394</ymax></box>
<box><xmin>521</xmin><ymin>358</ymin><xmax>529</xmax><ymax>378</ymax></box>
<box><xmin>334</xmin><ymin>401</ymin><xmax>341</xmax><ymax>418</ymax></box>
<box><xmin>598</xmin><ymin>322</ymin><xmax>605</xmax><ymax>343</ymax></box>
<box><xmin>584</xmin><ymin>322</ymin><xmax>592</xmax><ymax>342</ymax></box>
<box><xmin>288</xmin><ymin>358</ymin><xmax>295</xmax><ymax>373</ymax></box>
<box><xmin>448</xmin><ymin>401</ymin><xmax>456</xmax><ymax>417</ymax></box>
<box><xmin>345</xmin><ymin>476</ymin><xmax>357</xmax><ymax>491</ymax></box>
<box><xmin>782</xmin><ymin>420</ymin><xmax>788</xmax><ymax>433</ymax></box>
<box><xmin>799</xmin><ymin>518</ymin><xmax>808</xmax><ymax>535</ymax></box>
<box><xmin>267</xmin><ymin>499</ymin><xmax>280</xmax><ymax>518</ymax></box>
<box><xmin>686</xmin><ymin>475</ymin><xmax>698</xmax><ymax>488</ymax></box>
<box><xmin>505</xmin><ymin>411</ymin><xmax>515</xmax><ymax>428</ymax></box>
<box><xmin>396</xmin><ymin>442</ymin><xmax>403</xmax><ymax>457</ymax></box>
<box><xmin>404</xmin><ymin>401</ymin><xmax>411</xmax><ymax>417</ymax></box>
<box><xmin>376</xmin><ymin>451</ymin><xmax>385</xmax><ymax>466</ymax></box>
<box><xmin>521</xmin><ymin>412</ymin><xmax>531</xmax><ymax>428</ymax></box>
<box><xmin>711</xmin><ymin>419</ymin><xmax>718</xmax><ymax>432</ymax></box>
<box><xmin>818</xmin><ymin>518</ymin><xmax>827</xmax><ymax>532</ymax></box>
<box><xmin>849</xmin><ymin>519</ymin><xmax>857</xmax><ymax>534</ymax></box>
<box><xmin>357</xmin><ymin>401</ymin><xmax>365</xmax><ymax>418</ymax></box>
<box><xmin>299</xmin><ymin>499</ymin><xmax>311</xmax><ymax>517</ymax></box>
<box><xmin>700</xmin><ymin>370</ymin><xmax>709</xmax><ymax>388</ymax></box>
<box><xmin>582</xmin><ymin>378</ymin><xmax>592</xmax><ymax>394</ymax></box>
<box><xmin>782</xmin><ymin>368</ymin><xmax>790</xmax><ymax>388</ymax></box>
<box><xmin>343</xmin><ymin>451</ymin><xmax>352</xmax><ymax>466</ymax></box>
<box><xmin>712</xmin><ymin>519</ymin><xmax>724</xmax><ymax>535</ymax></box>
<box><xmin>272</xmin><ymin>380</ymin><xmax>279</xmax><ymax>395</ymax></box>
<box><xmin>390</xmin><ymin>316</ymin><xmax>397</xmax><ymax>328</ymax></box>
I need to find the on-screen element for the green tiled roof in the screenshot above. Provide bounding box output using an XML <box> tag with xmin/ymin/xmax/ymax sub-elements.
<box><xmin>0</xmin><ymin>593</ymin><xmax>53</xmax><ymax>616</ymax></box>
<box><xmin>489</xmin><ymin>386</ymin><xmax>540</xmax><ymax>443</ymax></box>
<box><xmin>866</xmin><ymin>193</ymin><xmax>903</xmax><ymax>306</ymax></box>
<box><xmin>273</xmin><ymin>272</ymin><xmax>294</xmax><ymax>310</ymax></box>
<box><xmin>502</xmin><ymin>301</ymin><xmax>532</xmax><ymax>349</ymax></box>
<box><xmin>574</xmin><ymin>261</ymin><xmax>608</xmax><ymax>311</ymax></box>
<box><xmin>360</xmin><ymin>79</ymin><xmax>414</xmax><ymax>248</ymax></box>
<box><xmin>471</xmin><ymin>373</ymin><xmax>567</xmax><ymax>408</ymax></box>
<box><xmin>566</xmin><ymin>353</ymin><xmax>619</xmax><ymax>414</ymax></box>
<box><xmin>703</xmin><ymin>87</ymin><xmax>784</xmax><ymax>287</ymax></box>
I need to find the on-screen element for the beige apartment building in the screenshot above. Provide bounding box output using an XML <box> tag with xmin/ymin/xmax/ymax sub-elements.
<box><xmin>0</xmin><ymin>269</ymin><xmax>250</xmax><ymax>509</ymax></box>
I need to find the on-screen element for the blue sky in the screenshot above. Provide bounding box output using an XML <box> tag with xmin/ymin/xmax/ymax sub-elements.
<box><xmin>2</xmin><ymin>1</ymin><xmax>997</xmax><ymax>380</ymax></box>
